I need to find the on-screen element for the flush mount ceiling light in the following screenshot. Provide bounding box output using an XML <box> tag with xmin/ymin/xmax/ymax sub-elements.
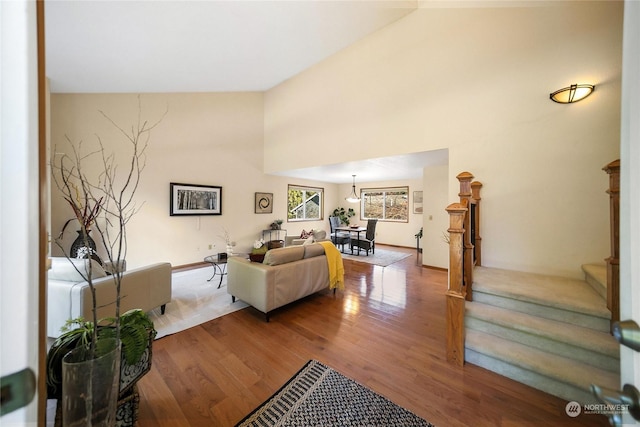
<box><xmin>550</xmin><ymin>83</ymin><xmax>595</xmax><ymax>104</ymax></box>
<box><xmin>345</xmin><ymin>175</ymin><xmax>360</xmax><ymax>203</ymax></box>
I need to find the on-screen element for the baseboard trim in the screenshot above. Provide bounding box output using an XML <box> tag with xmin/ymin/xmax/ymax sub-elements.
<box><xmin>421</xmin><ymin>264</ymin><xmax>447</xmax><ymax>272</ymax></box>
<box><xmin>173</xmin><ymin>261</ymin><xmax>208</xmax><ymax>272</ymax></box>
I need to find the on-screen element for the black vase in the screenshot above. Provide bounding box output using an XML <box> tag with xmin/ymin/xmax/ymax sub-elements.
<box><xmin>70</xmin><ymin>230</ymin><xmax>102</xmax><ymax>265</ymax></box>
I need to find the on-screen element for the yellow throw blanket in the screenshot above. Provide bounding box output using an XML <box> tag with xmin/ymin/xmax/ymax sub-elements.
<box><xmin>319</xmin><ymin>241</ymin><xmax>345</xmax><ymax>291</ymax></box>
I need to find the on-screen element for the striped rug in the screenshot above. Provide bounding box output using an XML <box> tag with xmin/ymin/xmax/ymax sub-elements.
<box><xmin>236</xmin><ymin>360</ymin><xmax>434</xmax><ymax>427</ymax></box>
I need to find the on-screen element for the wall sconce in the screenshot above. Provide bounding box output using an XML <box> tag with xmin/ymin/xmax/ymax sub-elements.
<box><xmin>345</xmin><ymin>175</ymin><xmax>360</xmax><ymax>203</ymax></box>
<box><xmin>550</xmin><ymin>83</ymin><xmax>595</xmax><ymax>103</ymax></box>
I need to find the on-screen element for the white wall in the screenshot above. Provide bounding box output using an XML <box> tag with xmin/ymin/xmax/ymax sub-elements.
<box><xmin>0</xmin><ymin>0</ymin><xmax>40</xmax><ymax>424</ymax></box>
<box><xmin>619</xmin><ymin>0</ymin><xmax>640</xmax><ymax>419</ymax></box>
<box><xmin>264</xmin><ymin>2</ymin><xmax>623</xmax><ymax>278</ymax></box>
<box><xmin>49</xmin><ymin>93</ymin><xmax>342</xmax><ymax>269</ymax></box>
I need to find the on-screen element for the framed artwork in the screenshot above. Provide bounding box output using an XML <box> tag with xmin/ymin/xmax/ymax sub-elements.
<box><xmin>170</xmin><ymin>183</ymin><xmax>222</xmax><ymax>216</ymax></box>
<box><xmin>413</xmin><ymin>191</ymin><xmax>423</xmax><ymax>214</ymax></box>
<box><xmin>255</xmin><ymin>192</ymin><xmax>273</xmax><ymax>214</ymax></box>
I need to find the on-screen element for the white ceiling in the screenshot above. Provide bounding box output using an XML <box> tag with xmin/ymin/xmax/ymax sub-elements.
<box><xmin>45</xmin><ymin>0</ymin><xmax>417</xmax><ymax>93</ymax></box>
<box><xmin>45</xmin><ymin>0</ymin><xmax>448</xmax><ymax>184</ymax></box>
<box><xmin>271</xmin><ymin>149</ymin><xmax>449</xmax><ymax>184</ymax></box>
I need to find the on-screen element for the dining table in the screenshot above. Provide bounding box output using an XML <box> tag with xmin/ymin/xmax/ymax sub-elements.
<box><xmin>334</xmin><ymin>226</ymin><xmax>367</xmax><ymax>255</ymax></box>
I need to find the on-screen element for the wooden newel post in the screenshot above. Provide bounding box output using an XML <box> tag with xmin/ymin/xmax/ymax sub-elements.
<box><xmin>603</xmin><ymin>160</ymin><xmax>620</xmax><ymax>330</ymax></box>
<box><xmin>446</xmin><ymin>202</ymin><xmax>467</xmax><ymax>366</ymax></box>
<box><xmin>457</xmin><ymin>172</ymin><xmax>475</xmax><ymax>301</ymax></box>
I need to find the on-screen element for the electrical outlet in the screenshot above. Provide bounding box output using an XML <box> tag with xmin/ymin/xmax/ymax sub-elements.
<box><xmin>208</xmin><ymin>244</ymin><xmax>212</xmax><ymax>250</ymax></box>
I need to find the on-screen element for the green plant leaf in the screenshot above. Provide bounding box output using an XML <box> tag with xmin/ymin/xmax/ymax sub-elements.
<box><xmin>45</xmin><ymin>310</ymin><xmax>157</xmax><ymax>399</ymax></box>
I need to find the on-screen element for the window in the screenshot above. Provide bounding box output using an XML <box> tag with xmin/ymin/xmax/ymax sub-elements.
<box><xmin>361</xmin><ymin>186</ymin><xmax>409</xmax><ymax>222</ymax></box>
<box><xmin>287</xmin><ymin>185</ymin><xmax>323</xmax><ymax>221</ymax></box>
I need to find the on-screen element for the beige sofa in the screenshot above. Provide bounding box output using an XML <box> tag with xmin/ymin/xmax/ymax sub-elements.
<box><xmin>284</xmin><ymin>229</ymin><xmax>328</xmax><ymax>246</ymax></box>
<box><xmin>47</xmin><ymin>257</ymin><xmax>172</xmax><ymax>337</ymax></box>
<box><xmin>227</xmin><ymin>243</ymin><xmax>331</xmax><ymax>321</ymax></box>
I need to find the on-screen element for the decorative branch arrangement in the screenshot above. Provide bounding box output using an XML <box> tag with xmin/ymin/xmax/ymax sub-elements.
<box><xmin>51</xmin><ymin>96</ymin><xmax>166</xmax><ymax>348</ymax></box>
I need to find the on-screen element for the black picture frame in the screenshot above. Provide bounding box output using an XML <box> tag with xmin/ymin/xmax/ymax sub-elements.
<box><xmin>255</xmin><ymin>192</ymin><xmax>273</xmax><ymax>214</ymax></box>
<box><xmin>170</xmin><ymin>183</ymin><xmax>222</xmax><ymax>216</ymax></box>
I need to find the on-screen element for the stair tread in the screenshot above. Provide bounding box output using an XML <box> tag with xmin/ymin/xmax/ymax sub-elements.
<box><xmin>466</xmin><ymin>302</ymin><xmax>620</xmax><ymax>358</ymax></box>
<box><xmin>466</xmin><ymin>329</ymin><xmax>619</xmax><ymax>391</ymax></box>
<box><xmin>473</xmin><ymin>266</ymin><xmax>610</xmax><ymax>318</ymax></box>
<box><xmin>582</xmin><ymin>263</ymin><xmax>607</xmax><ymax>287</ymax></box>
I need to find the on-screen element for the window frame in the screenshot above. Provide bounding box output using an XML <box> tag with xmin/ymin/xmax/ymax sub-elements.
<box><xmin>287</xmin><ymin>184</ymin><xmax>324</xmax><ymax>222</ymax></box>
<box><xmin>360</xmin><ymin>186</ymin><xmax>409</xmax><ymax>223</ymax></box>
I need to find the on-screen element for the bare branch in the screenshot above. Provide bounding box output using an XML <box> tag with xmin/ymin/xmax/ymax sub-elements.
<box><xmin>50</xmin><ymin>95</ymin><xmax>165</xmax><ymax>348</ymax></box>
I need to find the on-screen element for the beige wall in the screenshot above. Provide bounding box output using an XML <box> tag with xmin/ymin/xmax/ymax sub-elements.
<box><xmin>49</xmin><ymin>92</ymin><xmax>426</xmax><ymax>268</ymax></box>
<box><xmin>264</xmin><ymin>2</ymin><xmax>623</xmax><ymax>278</ymax></box>
<box><xmin>422</xmin><ymin>164</ymin><xmax>449</xmax><ymax>269</ymax></box>
<box><xmin>50</xmin><ymin>93</ymin><xmax>340</xmax><ymax>268</ymax></box>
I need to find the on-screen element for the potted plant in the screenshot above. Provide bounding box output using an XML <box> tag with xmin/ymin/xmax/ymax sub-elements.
<box><xmin>270</xmin><ymin>219</ymin><xmax>283</xmax><ymax>230</ymax></box>
<box><xmin>46</xmin><ymin>309</ymin><xmax>157</xmax><ymax>400</ymax></box>
<box><xmin>219</xmin><ymin>228</ymin><xmax>236</xmax><ymax>255</ymax></box>
<box><xmin>250</xmin><ymin>239</ymin><xmax>268</xmax><ymax>262</ymax></box>
<box><xmin>50</xmin><ymin>98</ymin><xmax>165</xmax><ymax>425</ymax></box>
<box><xmin>332</xmin><ymin>207</ymin><xmax>355</xmax><ymax>226</ymax></box>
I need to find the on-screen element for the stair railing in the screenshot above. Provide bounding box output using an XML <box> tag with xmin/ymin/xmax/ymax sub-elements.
<box><xmin>603</xmin><ymin>159</ymin><xmax>620</xmax><ymax>330</ymax></box>
<box><xmin>446</xmin><ymin>172</ymin><xmax>482</xmax><ymax>366</ymax></box>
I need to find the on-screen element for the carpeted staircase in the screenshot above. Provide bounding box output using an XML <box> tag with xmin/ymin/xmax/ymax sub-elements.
<box><xmin>464</xmin><ymin>264</ymin><xmax>620</xmax><ymax>403</ymax></box>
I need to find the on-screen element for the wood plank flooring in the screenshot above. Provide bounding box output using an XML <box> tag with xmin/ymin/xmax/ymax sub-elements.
<box><xmin>136</xmin><ymin>246</ymin><xmax>609</xmax><ymax>426</ymax></box>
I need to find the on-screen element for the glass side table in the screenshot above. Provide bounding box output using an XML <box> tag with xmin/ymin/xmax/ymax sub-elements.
<box><xmin>203</xmin><ymin>253</ymin><xmax>246</xmax><ymax>288</ymax></box>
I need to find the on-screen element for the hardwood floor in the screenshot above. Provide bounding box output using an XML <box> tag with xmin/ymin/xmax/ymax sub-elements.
<box><xmin>136</xmin><ymin>246</ymin><xmax>609</xmax><ymax>426</ymax></box>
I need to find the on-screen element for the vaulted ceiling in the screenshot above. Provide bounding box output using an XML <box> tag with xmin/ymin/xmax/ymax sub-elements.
<box><xmin>45</xmin><ymin>0</ymin><xmax>417</xmax><ymax>93</ymax></box>
<box><xmin>45</xmin><ymin>0</ymin><xmax>445</xmax><ymax>183</ymax></box>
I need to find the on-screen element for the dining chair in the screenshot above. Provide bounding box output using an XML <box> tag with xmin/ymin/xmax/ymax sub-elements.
<box><xmin>351</xmin><ymin>219</ymin><xmax>377</xmax><ymax>255</ymax></box>
<box><xmin>329</xmin><ymin>216</ymin><xmax>350</xmax><ymax>252</ymax></box>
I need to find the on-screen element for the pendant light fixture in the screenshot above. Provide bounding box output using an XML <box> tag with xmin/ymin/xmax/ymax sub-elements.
<box><xmin>550</xmin><ymin>83</ymin><xmax>595</xmax><ymax>104</ymax></box>
<box><xmin>345</xmin><ymin>175</ymin><xmax>360</xmax><ymax>203</ymax></box>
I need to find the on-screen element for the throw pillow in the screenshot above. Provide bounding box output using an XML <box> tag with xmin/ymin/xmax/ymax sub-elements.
<box><xmin>302</xmin><ymin>235</ymin><xmax>315</xmax><ymax>245</ymax></box>
<box><xmin>314</xmin><ymin>230</ymin><xmax>327</xmax><ymax>240</ymax></box>
<box><xmin>300</xmin><ymin>229</ymin><xmax>313</xmax><ymax>239</ymax></box>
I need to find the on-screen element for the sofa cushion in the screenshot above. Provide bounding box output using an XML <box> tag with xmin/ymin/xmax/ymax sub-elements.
<box><xmin>263</xmin><ymin>246</ymin><xmax>305</xmax><ymax>266</ymax></box>
<box><xmin>286</xmin><ymin>238</ymin><xmax>307</xmax><ymax>246</ymax></box>
<box><xmin>48</xmin><ymin>257</ymin><xmax>107</xmax><ymax>282</ymax></box>
<box><xmin>312</xmin><ymin>230</ymin><xmax>327</xmax><ymax>240</ymax></box>
<box><xmin>303</xmin><ymin>243</ymin><xmax>325</xmax><ymax>259</ymax></box>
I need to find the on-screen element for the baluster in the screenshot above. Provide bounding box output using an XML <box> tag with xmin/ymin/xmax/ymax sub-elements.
<box><xmin>603</xmin><ymin>159</ymin><xmax>620</xmax><ymax>330</ymax></box>
<box><xmin>471</xmin><ymin>180</ymin><xmax>483</xmax><ymax>266</ymax></box>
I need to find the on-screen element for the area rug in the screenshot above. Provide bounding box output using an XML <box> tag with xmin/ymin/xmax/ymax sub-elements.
<box><xmin>340</xmin><ymin>248</ymin><xmax>412</xmax><ymax>267</ymax></box>
<box><xmin>235</xmin><ymin>360</ymin><xmax>434</xmax><ymax>427</ymax></box>
<box><xmin>147</xmin><ymin>266</ymin><xmax>248</xmax><ymax>339</ymax></box>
